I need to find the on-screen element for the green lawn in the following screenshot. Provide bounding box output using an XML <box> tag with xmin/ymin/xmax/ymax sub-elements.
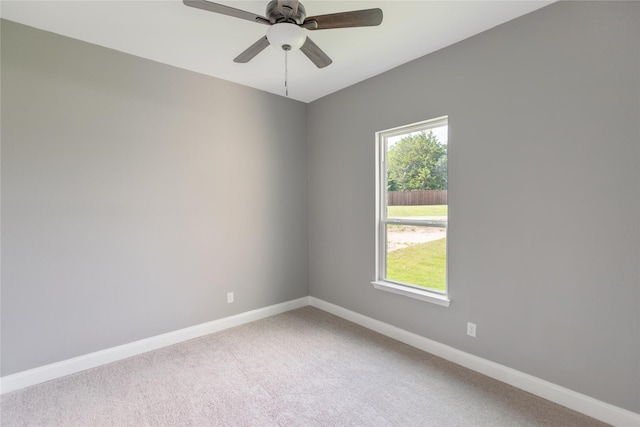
<box><xmin>388</xmin><ymin>205</ymin><xmax>448</xmax><ymax>217</ymax></box>
<box><xmin>386</xmin><ymin>238</ymin><xmax>446</xmax><ymax>292</ymax></box>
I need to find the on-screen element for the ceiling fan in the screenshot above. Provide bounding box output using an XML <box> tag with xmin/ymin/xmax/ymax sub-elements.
<box><xmin>183</xmin><ymin>0</ymin><xmax>383</xmax><ymax>68</ymax></box>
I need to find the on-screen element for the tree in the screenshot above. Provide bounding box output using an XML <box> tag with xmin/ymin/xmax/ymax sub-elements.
<box><xmin>387</xmin><ymin>131</ymin><xmax>447</xmax><ymax>191</ymax></box>
<box><xmin>387</xmin><ymin>172</ymin><xmax>399</xmax><ymax>192</ymax></box>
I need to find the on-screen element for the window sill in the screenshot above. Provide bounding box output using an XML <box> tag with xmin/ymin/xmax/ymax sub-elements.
<box><xmin>371</xmin><ymin>281</ymin><xmax>451</xmax><ymax>307</ymax></box>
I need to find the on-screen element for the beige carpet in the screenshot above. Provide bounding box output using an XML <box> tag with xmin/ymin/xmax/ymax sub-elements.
<box><xmin>1</xmin><ymin>307</ymin><xmax>607</xmax><ymax>426</ymax></box>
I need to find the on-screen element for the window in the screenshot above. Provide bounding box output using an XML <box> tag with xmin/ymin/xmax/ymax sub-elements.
<box><xmin>372</xmin><ymin>117</ymin><xmax>450</xmax><ymax>307</ymax></box>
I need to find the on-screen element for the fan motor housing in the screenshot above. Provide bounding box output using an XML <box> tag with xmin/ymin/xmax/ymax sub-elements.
<box><xmin>266</xmin><ymin>0</ymin><xmax>306</xmax><ymax>24</ymax></box>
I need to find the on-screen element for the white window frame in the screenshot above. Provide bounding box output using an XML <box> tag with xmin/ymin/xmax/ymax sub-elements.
<box><xmin>371</xmin><ymin>116</ymin><xmax>451</xmax><ymax>307</ymax></box>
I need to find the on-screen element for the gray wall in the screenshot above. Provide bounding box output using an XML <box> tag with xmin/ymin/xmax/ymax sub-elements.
<box><xmin>1</xmin><ymin>20</ymin><xmax>308</xmax><ymax>375</ymax></box>
<box><xmin>308</xmin><ymin>1</ymin><xmax>639</xmax><ymax>413</ymax></box>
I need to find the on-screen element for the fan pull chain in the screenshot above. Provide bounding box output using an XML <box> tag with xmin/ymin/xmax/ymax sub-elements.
<box><xmin>281</xmin><ymin>43</ymin><xmax>292</xmax><ymax>97</ymax></box>
<box><xmin>284</xmin><ymin>48</ymin><xmax>289</xmax><ymax>97</ymax></box>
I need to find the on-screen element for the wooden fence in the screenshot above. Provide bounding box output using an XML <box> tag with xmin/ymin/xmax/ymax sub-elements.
<box><xmin>388</xmin><ymin>190</ymin><xmax>447</xmax><ymax>206</ymax></box>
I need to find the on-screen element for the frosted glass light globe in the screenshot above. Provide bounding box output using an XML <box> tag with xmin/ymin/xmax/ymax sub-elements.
<box><xmin>267</xmin><ymin>23</ymin><xmax>306</xmax><ymax>51</ymax></box>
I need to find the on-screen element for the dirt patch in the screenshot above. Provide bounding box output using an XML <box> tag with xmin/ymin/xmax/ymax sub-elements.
<box><xmin>387</xmin><ymin>227</ymin><xmax>446</xmax><ymax>252</ymax></box>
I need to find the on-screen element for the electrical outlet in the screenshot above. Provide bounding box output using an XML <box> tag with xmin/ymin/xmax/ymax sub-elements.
<box><xmin>227</xmin><ymin>292</ymin><xmax>234</xmax><ymax>303</ymax></box>
<box><xmin>467</xmin><ymin>322</ymin><xmax>476</xmax><ymax>337</ymax></box>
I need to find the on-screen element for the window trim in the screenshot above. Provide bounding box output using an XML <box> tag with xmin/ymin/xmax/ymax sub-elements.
<box><xmin>372</xmin><ymin>116</ymin><xmax>451</xmax><ymax>307</ymax></box>
<box><xmin>371</xmin><ymin>280</ymin><xmax>451</xmax><ymax>307</ymax></box>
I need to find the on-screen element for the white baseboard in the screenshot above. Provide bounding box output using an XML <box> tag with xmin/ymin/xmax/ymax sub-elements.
<box><xmin>308</xmin><ymin>297</ymin><xmax>640</xmax><ymax>427</ymax></box>
<box><xmin>2</xmin><ymin>295</ymin><xmax>638</xmax><ymax>427</ymax></box>
<box><xmin>0</xmin><ymin>297</ymin><xmax>310</xmax><ymax>395</ymax></box>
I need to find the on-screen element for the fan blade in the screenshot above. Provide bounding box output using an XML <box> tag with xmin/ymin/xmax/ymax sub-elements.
<box><xmin>183</xmin><ymin>0</ymin><xmax>271</xmax><ymax>25</ymax></box>
<box><xmin>234</xmin><ymin>36</ymin><xmax>270</xmax><ymax>63</ymax></box>
<box><xmin>278</xmin><ymin>0</ymin><xmax>299</xmax><ymax>19</ymax></box>
<box><xmin>300</xmin><ymin>37</ymin><xmax>332</xmax><ymax>68</ymax></box>
<box><xmin>304</xmin><ymin>8</ymin><xmax>383</xmax><ymax>30</ymax></box>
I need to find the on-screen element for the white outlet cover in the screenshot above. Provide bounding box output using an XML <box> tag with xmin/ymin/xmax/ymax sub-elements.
<box><xmin>467</xmin><ymin>322</ymin><xmax>476</xmax><ymax>337</ymax></box>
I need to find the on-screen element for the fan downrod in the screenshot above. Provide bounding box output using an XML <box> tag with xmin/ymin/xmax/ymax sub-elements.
<box><xmin>266</xmin><ymin>0</ymin><xmax>306</xmax><ymax>24</ymax></box>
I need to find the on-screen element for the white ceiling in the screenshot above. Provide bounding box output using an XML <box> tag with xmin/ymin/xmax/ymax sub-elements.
<box><xmin>1</xmin><ymin>0</ymin><xmax>553</xmax><ymax>103</ymax></box>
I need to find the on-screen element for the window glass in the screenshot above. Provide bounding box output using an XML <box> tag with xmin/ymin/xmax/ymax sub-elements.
<box><xmin>377</xmin><ymin>117</ymin><xmax>448</xmax><ymax>295</ymax></box>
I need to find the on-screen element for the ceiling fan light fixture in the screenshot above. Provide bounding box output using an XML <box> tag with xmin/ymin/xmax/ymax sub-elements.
<box><xmin>184</xmin><ymin>0</ymin><xmax>383</xmax><ymax>69</ymax></box>
<box><xmin>267</xmin><ymin>23</ymin><xmax>306</xmax><ymax>51</ymax></box>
